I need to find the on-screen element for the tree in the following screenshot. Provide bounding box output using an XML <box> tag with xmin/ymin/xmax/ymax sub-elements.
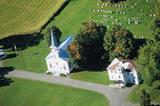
<box><xmin>152</xmin><ymin>10</ymin><xmax>160</xmax><ymax>41</ymax></box>
<box><xmin>140</xmin><ymin>89</ymin><xmax>151</xmax><ymax>106</ymax></box>
<box><xmin>103</xmin><ymin>25</ymin><xmax>134</xmax><ymax>62</ymax></box>
<box><xmin>68</xmin><ymin>41</ymin><xmax>81</xmax><ymax>60</ymax></box>
<box><xmin>136</xmin><ymin>41</ymin><xmax>160</xmax><ymax>85</ymax></box>
<box><xmin>68</xmin><ymin>21</ymin><xmax>106</xmax><ymax>68</ymax></box>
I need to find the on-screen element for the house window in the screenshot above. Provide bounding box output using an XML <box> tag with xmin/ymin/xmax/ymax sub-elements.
<box><xmin>119</xmin><ymin>76</ymin><xmax>121</xmax><ymax>78</ymax></box>
<box><xmin>49</xmin><ymin>63</ymin><xmax>52</xmax><ymax>68</ymax></box>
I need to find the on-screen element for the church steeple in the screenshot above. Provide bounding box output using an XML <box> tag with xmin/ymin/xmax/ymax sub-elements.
<box><xmin>50</xmin><ymin>29</ymin><xmax>59</xmax><ymax>48</ymax></box>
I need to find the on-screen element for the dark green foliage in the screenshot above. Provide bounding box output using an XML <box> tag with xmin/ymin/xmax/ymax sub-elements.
<box><xmin>0</xmin><ymin>33</ymin><xmax>43</xmax><ymax>50</ymax></box>
<box><xmin>103</xmin><ymin>25</ymin><xmax>134</xmax><ymax>62</ymax></box>
<box><xmin>101</xmin><ymin>0</ymin><xmax>126</xmax><ymax>3</ymax></box>
<box><xmin>140</xmin><ymin>89</ymin><xmax>151</xmax><ymax>106</ymax></box>
<box><xmin>152</xmin><ymin>11</ymin><xmax>160</xmax><ymax>41</ymax></box>
<box><xmin>152</xmin><ymin>80</ymin><xmax>160</xmax><ymax>90</ymax></box>
<box><xmin>136</xmin><ymin>42</ymin><xmax>160</xmax><ymax>85</ymax></box>
<box><xmin>73</xmin><ymin>21</ymin><xmax>106</xmax><ymax>68</ymax></box>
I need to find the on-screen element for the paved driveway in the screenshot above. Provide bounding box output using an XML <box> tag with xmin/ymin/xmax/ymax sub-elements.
<box><xmin>6</xmin><ymin>70</ymin><xmax>139</xmax><ymax>106</ymax></box>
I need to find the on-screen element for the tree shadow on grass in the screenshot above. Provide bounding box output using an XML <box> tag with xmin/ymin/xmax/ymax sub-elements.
<box><xmin>71</xmin><ymin>59</ymin><xmax>108</xmax><ymax>73</ymax></box>
<box><xmin>0</xmin><ymin>67</ymin><xmax>14</xmax><ymax>87</ymax></box>
<box><xmin>0</xmin><ymin>33</ymin><xmax>44</xmax><ymax>51</ymax></box>
<box><xmin>1</xmin><ymin>53</ymin><xmax>17</xmax><ymax>60</ymax></box>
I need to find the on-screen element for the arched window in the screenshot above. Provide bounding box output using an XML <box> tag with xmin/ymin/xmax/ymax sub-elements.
<box><xmin>63</xmin><ymin>65</ymin><xmax>66</xmax><ymax>70</ymax></box>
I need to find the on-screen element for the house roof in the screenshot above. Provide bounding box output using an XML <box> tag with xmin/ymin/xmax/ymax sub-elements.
<box><xmin>107</xmin><ymin>58</ymin><xmax>136</xmax><ymax>71</ymax></box>
<box><xmin>107</xmin><ymin>58</ymin><xmax>119</xmax><ymax>70</ymax></box>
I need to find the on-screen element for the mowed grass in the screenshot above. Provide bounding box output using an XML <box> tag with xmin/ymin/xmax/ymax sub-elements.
<box><xmin>0</xmin><ymin>0</ymin><xmax>65</xmax><ymax>38</ymax></box>
<box><xmin>2</xmin><ymin>39</ymin><xmax>49</xmax><ymax>73</ymax></box>
<box><xmin>0</xmin><ymin>78</ymin><xmax>109</xmax><ymax>106</ymax></box>
<box><xmin>46</xmin><ymin>0</ymin><xmax>97</xmax><ymax>39</ymax></box>
<box><xmin>71</xmin><ymin>71</ymin><xmax>110</xmax><ymax>85</ymax></box>
<box><xmin>48</xmin><ymin>0</ymin><xmax>159</xmax><ymax>39</ymax></box>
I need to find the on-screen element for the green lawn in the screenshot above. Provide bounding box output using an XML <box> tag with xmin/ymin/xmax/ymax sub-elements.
<box><xmin>128</xmin><ymin>84</ymin><xmax>160</xmax><ymax>104</ymax></box>
<box><xmin>71</xmin><ymin>71</ymin><xmax>110</xmax><ymax>85</ymax></box>
<box><xmin>2</xmin><ymin>39</ymin><xmax>49</xmax><ymax>73</ymax></box>
<box><xmin>43</xmin><ymin>0</ymin><xmax>97</xmax><ymax>39</ymax></box>
<box><xmin>46</xmin><ymin>0</ymin><xmax>159</xmax><ymax>39</ymax></box>
<box><xmin>0</xmin><ymin>78</ymin><xmax>109</xmax><ymax>106</ymax></box>
<box><xmin>0</xmin><ymin>0</ymin><xmax>65</xmax><ymax>38</ymax></box>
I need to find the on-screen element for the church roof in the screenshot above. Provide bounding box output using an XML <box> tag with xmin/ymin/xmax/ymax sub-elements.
<box><xmin>45</xmin><ymin>48</ymin><xmax>69</xmax><ymax>61</ymax></box>
<box><xmin>58</xmin><ymin>36</ymin><xmax>73</xmax><ymax>50</ymax></box>
<box><xmin>58</xmin><ymin>49</ymin><xmax>69</xmax><ymax>58</ymax></box>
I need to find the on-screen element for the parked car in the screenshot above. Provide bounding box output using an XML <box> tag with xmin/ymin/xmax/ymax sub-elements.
<box><xmin>0</xmin><ymin>49</ymin><xmax>7</xmax><ymax>59</ymax></box>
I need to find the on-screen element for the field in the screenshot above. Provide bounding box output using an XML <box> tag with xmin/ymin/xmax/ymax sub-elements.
<box><xmin>48</xmin><ymin>0</ymin><xmax>159</xmax><ymax>39</ymax></box>
<box><xmin>0</xmin><ymin>0</ymin><xmax>65</xmax><ymax>38</ymax></box>
<box><xmin>0</xmin><ymin>78</ymin><xmax>109</xmax><ymax>106</ymax></box>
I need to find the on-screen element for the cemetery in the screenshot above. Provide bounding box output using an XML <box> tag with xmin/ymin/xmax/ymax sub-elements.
<box><xmin>88</xmin><ymin>0</ymin><xmax>159</xmax><ymax>39</ymax></box>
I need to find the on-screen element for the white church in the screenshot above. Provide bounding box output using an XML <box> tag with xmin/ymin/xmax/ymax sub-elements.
<box><xmin>45</xmin><ymin>29</ymin><xmax>74</xmax><ymax>76</ymax></box>
<box><xmin>107</xmin><ymin>58</ymin><xmax>140</xmax><ymax>87</ymax></box>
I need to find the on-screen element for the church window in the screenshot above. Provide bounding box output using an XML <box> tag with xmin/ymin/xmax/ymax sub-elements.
<box><xmin>55</xmin><ymin>62</ymin><xmax>58</xmax><ymax>65</ymax></box>
<box><xmin>63</xmin><ymin>65</ymin><xmax>66</xmax><ymax>70</ymax></box>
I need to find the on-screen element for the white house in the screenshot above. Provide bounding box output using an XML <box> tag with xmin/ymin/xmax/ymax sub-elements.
<box><xmin>45</xmin><ymin>29</ymin><xmax>74</xmax><ymax>76</ymax></box>
<box><xmin>107</xmin><ymin>58</ymin><xmax>140</xmax><ymax>87</ymax></box>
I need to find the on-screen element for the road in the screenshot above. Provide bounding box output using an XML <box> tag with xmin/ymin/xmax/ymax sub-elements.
<box><xmin>6</xmin><ymin>70</ymin><xmax>139</xmax><ymax>106</ymax></box>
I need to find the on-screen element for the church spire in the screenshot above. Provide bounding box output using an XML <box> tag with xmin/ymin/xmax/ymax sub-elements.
<box><xmin>50</xmin><ymin>29</ymin><xmax>59</xmax><ymax>48</ymax></box>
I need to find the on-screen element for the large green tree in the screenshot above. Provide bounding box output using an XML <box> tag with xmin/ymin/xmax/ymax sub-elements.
<box><xmin>152</xmin><ymin>11</ymin><xmax>160</xmax><ymax>41</ymax></box>
<box><xmin>136</xmin><ymin>41</ymin><xmax>160</xmax><ymax>85</ymax></box>
<box><xmin>140</xmin><ymin>89</ymin><xmax>151</xmax><ymax>106</ymax></box>
<box><xmin>68</xmin><ymin>21</ymin><xmax>106</xmax><ymax>69</ymax></box>
<box><xmin>103</xmin><ymin>25</ymin><xmax>134</xmax><ymax>62</ymax></box>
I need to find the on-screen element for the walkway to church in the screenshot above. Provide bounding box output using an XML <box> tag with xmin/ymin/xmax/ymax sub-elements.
<box><xmin>6</xmin><ymin>70</ymin><xmax>139</xmax><ymax>106</ymax></box>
